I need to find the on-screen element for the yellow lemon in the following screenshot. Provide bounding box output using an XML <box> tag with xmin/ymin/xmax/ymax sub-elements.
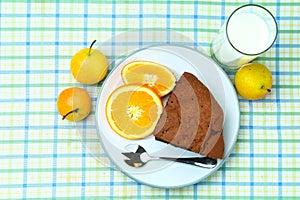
<box><xmin>70</xmin><ymin>40</ymin><xmax>108</xmax><ymax>85</ymax></box>
<box><xmin>234</xmin><ymin>63</ymin><xmax>272</xmax><ymax>100</ymax></box>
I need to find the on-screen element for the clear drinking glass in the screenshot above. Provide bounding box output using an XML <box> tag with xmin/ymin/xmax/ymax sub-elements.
<box><xmin>210</xmin><ymin>4</ymin><xmax>278</xmax><ymax>70</ymax></box>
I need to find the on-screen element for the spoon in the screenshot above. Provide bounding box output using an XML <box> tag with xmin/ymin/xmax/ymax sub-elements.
<box><xmin>122</xmin><ymin>144</ymin><xmax>217</xmax><ymax>168</ymax></box>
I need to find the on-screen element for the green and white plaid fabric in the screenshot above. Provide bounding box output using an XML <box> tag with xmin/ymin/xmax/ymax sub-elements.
<box><xmin>0</xmin><ymin>0</ymin><xmax>299</xmax><ymax>199</ymax></box>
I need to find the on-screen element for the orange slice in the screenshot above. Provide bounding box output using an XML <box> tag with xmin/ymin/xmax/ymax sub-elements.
<box><xmin>106</xmin><ymin>85</ymin><xmax>163</xmax><ymax>139</ymax></box>
<box><xmin>121</xmin><ymin>61</ymin><xmax>176</xmax><ymax>97</ymax></box>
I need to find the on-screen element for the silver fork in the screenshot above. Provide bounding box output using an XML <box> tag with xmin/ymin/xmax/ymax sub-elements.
<box><xmin>122</xmin><ymin>145</ymin><xmax>217</xmax><ymax>168</ymax></box>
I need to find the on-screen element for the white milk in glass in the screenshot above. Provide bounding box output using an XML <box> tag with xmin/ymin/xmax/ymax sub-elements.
<box><xmin>211</xmin><ymin>11</ymin><xmax>272</xmax><ymax>69</ymax></box>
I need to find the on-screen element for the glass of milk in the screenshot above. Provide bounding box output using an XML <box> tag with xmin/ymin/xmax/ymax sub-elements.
<box><xmin>210</xmin><ymin>4</ymin><xmax>277</xmax><ymax>70</ymax></box>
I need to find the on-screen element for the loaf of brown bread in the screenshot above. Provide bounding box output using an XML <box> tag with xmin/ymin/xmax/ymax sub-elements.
<box><xmin>153</xmin><ymin>72</ymin><xmax>224</xmax><ymax>159</ymax></box>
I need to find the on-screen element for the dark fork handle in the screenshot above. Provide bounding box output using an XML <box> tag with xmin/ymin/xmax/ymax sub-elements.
<box><xmin>159</xmin><ymin>156</ymin><xmax>217</xmax><ymax>169</ymax></box>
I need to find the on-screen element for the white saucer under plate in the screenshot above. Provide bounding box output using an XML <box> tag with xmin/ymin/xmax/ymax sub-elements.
<box><xmin>95</xmin><ymin>44</ymin><xmax>240</xmax><ymax>188</ymax></box>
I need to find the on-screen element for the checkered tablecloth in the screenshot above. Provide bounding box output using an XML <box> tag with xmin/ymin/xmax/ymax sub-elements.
<box><xmin>1</xmin><ymin>0</ymin><xmax>299</xmax><ymax>199</ymax></box>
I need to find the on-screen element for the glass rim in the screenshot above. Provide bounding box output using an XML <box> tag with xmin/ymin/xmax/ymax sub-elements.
<box><xmin>225</xmin><ymin>3</ymin><xmax>278</xmax><ymax>56</ymax></box>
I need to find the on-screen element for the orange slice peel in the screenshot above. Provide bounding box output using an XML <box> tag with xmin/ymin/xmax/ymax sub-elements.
<box><xmin>121</xmin><ymin>60</ymin><xmax>176</xmax><ymax>97</ymax></box>
<box><xmin>106</xmin><ymin>85</ymin><xmax>163</xmax><ymax>140</ymax></box>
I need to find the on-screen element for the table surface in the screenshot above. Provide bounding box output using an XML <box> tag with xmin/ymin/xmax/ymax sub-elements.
<box><xmin>1</xmin><ymin>1</ymin><xmax>299</xmax><ymax>199</ymax></box>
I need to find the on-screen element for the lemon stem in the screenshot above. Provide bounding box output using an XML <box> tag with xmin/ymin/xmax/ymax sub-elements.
<box><xmin>267</xmin><ymin>89</ymin><xmax>271</xmax><ymax>92</ymax></box>
<box><xmin>88</xmin><ymin>40</ymin><xmax>97</xmax><ymax>56</ymax></box>
<box><xmin>62</xmin><ymin>108</ymin><xmax>79</xmax><ymax>120</ymax></box>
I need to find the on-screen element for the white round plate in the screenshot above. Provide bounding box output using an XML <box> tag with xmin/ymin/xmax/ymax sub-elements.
<box><xmin>95</xmin><ymin>45</ymin><xmax>240</xmax><ymax>188</ymax></box>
